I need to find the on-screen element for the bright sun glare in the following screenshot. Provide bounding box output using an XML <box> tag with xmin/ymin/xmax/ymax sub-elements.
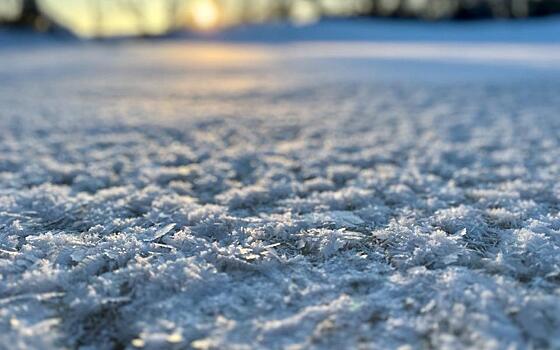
<box><xmin>191</xmin><ymin>0</ymin><xmax>220</xmax><ymax>30</ymax></box>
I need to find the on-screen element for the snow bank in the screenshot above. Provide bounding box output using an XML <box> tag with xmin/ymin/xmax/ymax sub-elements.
<box><xmin>1</xmin><ymin>24</ymin><xmax>560</xmax><ymax>349</ymax></box>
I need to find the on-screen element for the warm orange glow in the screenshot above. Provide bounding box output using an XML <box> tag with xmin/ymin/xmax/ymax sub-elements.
<box><xmin>191</xmin><ymin>0</ymin><xmax>220</xmax><ymax>31</ymax></box>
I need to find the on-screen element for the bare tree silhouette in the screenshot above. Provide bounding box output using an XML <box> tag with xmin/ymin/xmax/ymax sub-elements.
<box><xmin>1</xmin><ymin>0</ymin><xmax>34</xmax><ymax>24</ymax></box>
<box><xmin>0</xmin><ymin>0</ymin><xmax>55</xmax><ymax>31</ymax></box>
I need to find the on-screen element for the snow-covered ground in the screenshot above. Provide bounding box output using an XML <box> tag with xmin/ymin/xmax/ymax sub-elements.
<box><xmin>1</xmin><ymin>20</ymin><xmax>560</xmax><ymax>350</ymax></box>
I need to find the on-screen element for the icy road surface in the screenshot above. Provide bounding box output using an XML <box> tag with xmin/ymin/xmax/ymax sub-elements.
<box><xmin>1</xmin><ymin>27</ymin><xmax>560</xmax><ymax>349</ymax></box>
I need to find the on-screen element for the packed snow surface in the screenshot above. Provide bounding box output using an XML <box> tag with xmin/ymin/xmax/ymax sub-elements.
<box><xmin>1</xmin><ymin>21</ymin><xmax>560</xmax><ymax>349</ymax></box>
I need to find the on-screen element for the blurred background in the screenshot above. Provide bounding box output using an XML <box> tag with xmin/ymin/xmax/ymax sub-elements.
<box><xmin>1</xmin><ymin>0</ymin><xmax>560</xmax><ymax>38</ymax></box>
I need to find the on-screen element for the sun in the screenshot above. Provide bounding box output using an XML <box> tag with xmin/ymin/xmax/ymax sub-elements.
<box><xmin>190</xmin><ymin>0</ymin><xmax>220</xmax><ymax>31</ymax></box>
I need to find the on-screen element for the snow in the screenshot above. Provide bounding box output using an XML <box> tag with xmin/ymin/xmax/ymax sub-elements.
<box><xmin>191</xmin><ymin>17</ymin><xmax>560</xmax><ymax>43</ymax></box>
<box><xmin>1</xmin><ymin>20</ymin><xmax>560</xmax><ymax>349</ymax></box>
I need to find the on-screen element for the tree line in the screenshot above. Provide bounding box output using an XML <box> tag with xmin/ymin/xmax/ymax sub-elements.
<box><xmin>2</xmin><ymin>0</ymin><xmax>560</xmax><ymax>36</ymax></box>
